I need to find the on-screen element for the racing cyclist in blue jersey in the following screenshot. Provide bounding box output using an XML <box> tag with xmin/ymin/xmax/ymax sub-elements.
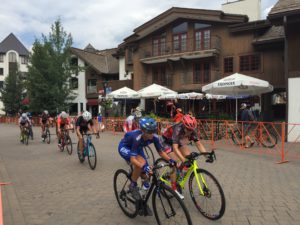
<box><xmin>118</xmin><ymin>117</ymin><xmax>176</xmax><ymax>216</ymax></box>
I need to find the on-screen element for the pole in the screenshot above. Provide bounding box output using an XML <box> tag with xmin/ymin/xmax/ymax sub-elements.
<box><xmin>236</xmin><ymin>98</ymin><xmax>238</xmax><ymax>122</ymax></box>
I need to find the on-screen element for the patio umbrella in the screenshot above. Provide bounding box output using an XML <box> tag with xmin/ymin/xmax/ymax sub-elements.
<box><xmin>202</xmin><ymin>73</ymin><xmax>273</xmax><ymax>121</ymax></box>
<box><xmin>177</xmin><ymin>92</ymin><xmax>204</xmax><ymax>113</ymax></box>
<box><xmin>158</xmin><ymin>93</ymin><xmax>178</xmax><ymax>100</ymax></box>
<box><xmin>106</xmin><ymin>86</ymin><xmax>140</xmax><ymax>116</ymax></box>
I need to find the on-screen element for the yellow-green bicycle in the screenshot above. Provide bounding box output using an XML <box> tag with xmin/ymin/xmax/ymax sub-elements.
<box><xmin>154</xmin><ymin>151</ymin><xmax>226</xmax><ymax>220</ymax></box>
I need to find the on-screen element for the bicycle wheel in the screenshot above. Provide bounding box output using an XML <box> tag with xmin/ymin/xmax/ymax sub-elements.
<box><xmin>152</xmin><ymin>183</ymin><xmax>192</xmax><ymax>225</ymax></box>
<box><xmin>45</xmin><ymin>129</ymin><xmax>51</xmax><ymax>144</ymax></box>
<box><xmin>65</xmin><ymin>135</ymin><xmax>73</xmax><ymax>155</ymax></box>
<box><xmin>144</xmin><ymin>146</ymin><xmax>155</xmax><ymax>166</ymax></box>
<box><xmin>77</xmin><ymin>142</ymin><xmax>85</xmax><ymax>163</ymax></box>
<box><xmin>231</xmin><ymin>130</ymin><xmax>243</xmax><ymax>146</ymax></box>
<box><xmin>113</xmin><ymin>169</ymin><xmax>138</xmax><ymax>218</ymax></box>
<box><xmin>87</xmin><ymin>143</ymin><xmax>97</xmax><ymax>170</ymax></box>
<box><xmin>189</xmin><ymin>168</ymin><xmax>225</xmax><ymax>220</ymax></box>
<box><xmin>261</xmin><ymin>131</ymin><xmax>277</xmax><ymax>148</ymax></box>
<box><xmin>24</xmin><ymin>131</ymin><xmax>29</xmax><ymax>145</ymax></box>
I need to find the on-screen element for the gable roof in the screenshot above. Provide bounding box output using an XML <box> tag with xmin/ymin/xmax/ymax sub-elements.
<box><xmin>0</xmin><ymin>33</ymin><xmax>29</xmax><ymax>55</ymax></box>
<box><xmin>253</xmin><ymin>25</ymin><xmax>284</xmax><ymax>44</ymax></box>
<box><xmin>124</xmin><ymin>7</ymin><xmax>248</xmax><ymax>43</ymax></box>
<box><xmin>269</xmin><ymin>0</ymin><xmax>300</xmax><ymax>19</ymax></box>
<box><xmin>70</xmin><ymin>47</ymin><xmax>118</xmax><ymax>74</ymax></box>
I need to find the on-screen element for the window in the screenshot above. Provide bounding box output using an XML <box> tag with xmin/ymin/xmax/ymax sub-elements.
<box><xmin>240</xmin><ymin>54</ymin><xmax>260</xmax><ymax>72</ymax></box>
<box><xmin>70</xmin><ymin>77</ymin><xmax>78</xmax><ymax>89</ymax></box>
<box><xmin>87</xmin><ymin>79</ymin><xmax>97</xmax><ymax>94</ymax></box>
<box><xmin>20</xmin><ymin>56</ymin><xmax>28</xmax><ymax>64</ymax></box>
<box><xmin>195</xmin><ymin>30</ymin><xmax>210</xmax><ymax>50</ymax></box>
<box><xmin>224</xmin><ymin>57</ymin><xmax>234</xmax><ymax>73</ymax></box>
<box><xmin>0</xmin><ymin>81</ymin><xmax>3</xmax><ymax>89</ymax></box>
<box><xmin>153</xmin><ymin>66</ymin><xmax>166</xmax><ymax>86</ymax></box>
<box><xmin>193</xmin><ymin>62</ymin><xmax>210</xmax><ymax>84</ymax></box>
<box><xmin>8</xmin><ymin>52</ymin><xmax>17</xmax><ymax>62</ymax></box>
<box><xmin>0</xmin><ymin>54</ymin><xmax>4</xmax><ymax>62</ymax></box>
<box><xmin>0</xmin><ymin>68</ymin><xmax>3</xmax><ymax>75</ymax></box>
<box><xmin>70</xmin><ymin>57</ymin><xmax>78</xmax><ymax>66</ymax></box>
<box><xmin>152</xmin><ymin>34</ymin><xmax>166</xmax><ymax>56</ymax></box>
<box><xmin>172</xmin><ymin>23</ymin><xmax>187</xmax><ymax>53</ymax></box>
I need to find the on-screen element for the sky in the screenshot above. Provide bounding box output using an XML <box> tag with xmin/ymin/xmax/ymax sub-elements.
<box><xmin>0</xmin><ymin>0</ymin><xmax>278</xmax><ymax>51</ymax></box>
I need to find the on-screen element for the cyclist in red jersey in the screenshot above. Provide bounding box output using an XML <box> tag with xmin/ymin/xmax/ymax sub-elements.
<box><xmin>123</xmin><ymin>107</ymin><xmax>142</xmax><ymax>133</ymax></box>
<box><xmin>57</xmin><ymin>111</ymin><xmax>73</xmax><ymax>147</ymax></box>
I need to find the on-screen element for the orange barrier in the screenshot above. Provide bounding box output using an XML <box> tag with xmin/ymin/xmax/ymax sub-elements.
<box><xmin>0</xmin><ymin>182</ymin><xmax>11</xmax><ymax>225</ymax></box>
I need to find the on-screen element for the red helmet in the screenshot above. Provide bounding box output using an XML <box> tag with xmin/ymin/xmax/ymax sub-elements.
<box><xmin>182</xmin><ymin>115</ymin><xmax>197</xmax><ymax>130</ymax></box>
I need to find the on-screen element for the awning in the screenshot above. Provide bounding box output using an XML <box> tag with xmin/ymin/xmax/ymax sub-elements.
<box><xmin>87</xmin><ymin>99</ymin><xmax>98</xmax><ymax>106</ymax></box>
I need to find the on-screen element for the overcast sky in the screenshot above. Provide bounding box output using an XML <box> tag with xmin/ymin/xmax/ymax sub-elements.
<box><xmin>0</xmin><ymin>0</ymin><xmax>277</xmax><ymax>50</ymax></box>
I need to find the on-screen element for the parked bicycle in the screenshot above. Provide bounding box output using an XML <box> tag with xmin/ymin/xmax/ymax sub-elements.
<box><xmin>77</xmin><ymin>133</ymin><xmax>98</xmax><ymax>170</ymax></box>
<box><xmin>42</xmin><ymin>124</ymin><xmax>51</xmax><ymax>144</ymax></box>
<box><xmin>113</xmin><ymin>162</ymin><xmax>192</xmax><ymax>225</ymax></box>
<box><xmin>59</xmin><ymin>128</ymin><xmax>73</xmax><ymax>155</ymax></box>
<box><xmin>155</xmin><ymin>151</ymin><xmax>226</xmax><ymax>220</ymax></box>
<box><xmin>231</xmin><ymin>123</ymin><xmax>278</xmax><ymax>148</ymax></box>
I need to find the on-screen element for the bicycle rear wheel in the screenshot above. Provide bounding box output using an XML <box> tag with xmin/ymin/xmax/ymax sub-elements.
<box><xmin>65</xmin><ymin>135</ymin><xmax>73</xmax><ymax>155</ymax></box>
<box><xmin>231</xmin><ymin>130</ymin><xmax>243</xmax><ymax>146</ymax></box>
<box><xmin>152</xmin><ymin>183</ymin><xmax>192</xmax><ymax>225</ymax></box>
<box><xmin>143</xmin><ymin>146</ymin><xmax>155</xmax><ymax>166</ymax></box>
<box><xmin>45</xmin><ymin>129</ymin><xmax>51</xmax><ymax>144</ymax></box>
<box><xmin>87</xmin><ymin>143</ymin><xmax>97</xmax><ymax>170</ymax></box>
<box><xmin>189</xmin><ymin>168</ymin><xmax>225</xmax><ymax>220</ymax></box>
<box><xmin>261</xmin><ymin>131</ymin><xmax>277</xmax><ymax>148</ymax></box>
<box><xmin>113</xmin><ymin>169</ymin><xmax>138</xmax><ymax>218</ymax></box>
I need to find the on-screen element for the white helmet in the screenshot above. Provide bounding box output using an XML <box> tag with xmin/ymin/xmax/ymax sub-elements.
<box><xmin>134</xmin><ymin>107</ymin><xmax>142</xmax><ymax>118</ymax></box>
<box><xmin>44</xmin><ymin>110</ymin><xmax>49</xmax><ymax>115</ymax></box>
<box><xmin>61</xmin><ymin>111</ymin><xmax>68</xmax><ymax>119</ymax></box>
<box><xmin>82</xmin><ymin>111</ymin><xmax>92</xmax><ymax>121</ymax></box>
<box><xmin>21</xmin><ymin>113</ymin><xmax>27</xmax><ymax>119</ymax></box>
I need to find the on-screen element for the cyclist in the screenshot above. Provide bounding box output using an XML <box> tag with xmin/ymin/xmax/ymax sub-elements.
<box><xmin>27</xmin><ymin>112</ymin><xmax>34</xmax><ymax>140</ymax></box>
<box><xmin>123</xmin><ymin>107</ymin><xmax>142</xmax><ymax>133</ymax></box>
<box><xmin>118</xmin><ymin>117</ymin><xmax>176</xmax><ymax>215</ymax></box>
<box><xmin>18</xmin><ymin>113</ymin><xmax>31</xmax><ymax>142</ymax></box>
<box><xmin>40</xmin><ymin>110</ymin><xmax>50</xmax><ymax>140</ymax></box>
<box><xmin>57</xmin><ymin>111</ymin><xmax>73</xmax><ymax>148</ymax></box>
<box><xmin>161</xmin><ymin>114</ymin><xmax>211</xmax><ymax>197</ymax></box>
<box><xmin>173</xmin><ymin>108</ymin><xmax>184</xmax><ymax>123</ymax></box>
<box><xmin>76</xmin><ymin>111</ymin><xmax>99</xmax><ymax>160</ymax></box>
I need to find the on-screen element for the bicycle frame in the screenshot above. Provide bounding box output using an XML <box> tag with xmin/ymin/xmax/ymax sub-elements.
<box><xmin>83</xmin><ymin>135</ymin><xmax>92</xmax><ymax>156</ymax></box>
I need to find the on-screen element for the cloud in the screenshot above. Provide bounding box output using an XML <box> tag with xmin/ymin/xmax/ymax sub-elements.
<box><xmin>0</xmin><ymin>0</ymin><xmax>278</xmax><ymax>50</ymax></box>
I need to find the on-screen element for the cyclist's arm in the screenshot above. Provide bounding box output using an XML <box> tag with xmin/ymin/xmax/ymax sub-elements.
<box><xmin>172</xmin><ymin>143</ymin><xmax>186</xmax><ymax>162</ymax></box>
<box><xmin>195</xmin><ymin>140</ymin><xmax>207</xmax><ymax>153</ymax></box>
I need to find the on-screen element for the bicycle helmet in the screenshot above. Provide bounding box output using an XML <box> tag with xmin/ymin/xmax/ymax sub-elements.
<box><xmin>139</xmin><ymin>117</ymin><xmax>157</xmax><ymax>133</ymax></box>
<box><xmin>182</xmin><ymin>114</ymin><xmax>197</xmax><ymax>130</ymax></box>
<box><xmin>134</xmin><ymin>107</ymin><xmax>142</xmax><ymax>118</ymax></box>
<box><xmin>44</xmin><ymin>110</ymin><xmax>49</xmax><ymax>115</ymax></box>
<box><xmin>61</xmin><ymin>111</ymin><xmax>68</xmax><ymax>119</ymax></box>
<box><xmin>27</xmin><ymin>112</ymin><xmax>32</xmax><ymax>118</ymax></box>
<box><xmin>82</xmin><ymin>111</ymin><xmax>92</xmax><ymax>121</ymax></box>
<box><xmin>21</xmin><ymin>113</ymin><xmax>27</xmax><ymax>119</ymax></box>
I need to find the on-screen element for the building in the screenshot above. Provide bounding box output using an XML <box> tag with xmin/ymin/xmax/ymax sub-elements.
<box><xmin>0</xmin><ymin>33</ymin><xmax>29</xmax><ymax>115</ymax></box>
<box><xmin>222</xmin><ymin>0</ymin><xmax>261</xmax><ymax>21</ymax></box>
<box><xmin>116</xmin><ymin>7</ymin><xmax>285</xmax><ymax>119</ymax></box>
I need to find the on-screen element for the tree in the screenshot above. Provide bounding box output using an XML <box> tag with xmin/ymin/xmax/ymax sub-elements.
<box><xmin>27</xmin><ymin>19</ymin><xmax>77</xmax><ymax>114</ymax></box>
<box><xmin>0</xmin><ymin>69</ymin><xmax>24</xmax><ymax>116</ymax></box>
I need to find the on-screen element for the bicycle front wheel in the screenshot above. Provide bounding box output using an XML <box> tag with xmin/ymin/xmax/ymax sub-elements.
<box><xmin>231</xmin><ymin>130</ymin><xmax>243</xmax><ymax>146</ymax></box>
<box><xmin>87</xmin><ymin>143</ymin><xmax>97</xmax><ymax>170</ymax></box>
<box><xmin>144</xmin><ymin>146</ymin><xmax>155</xmax><ymax>166</ymax></box>
<box><xmin>189</xmin><ymin>168</ymin><xmax>225</xmax><ymax>220</ymax></box>
<box><xmin>66</xmin><ymin>135</ymin><xmax>73</xmax><ymax>155</ymax></box>
<box><xmin>24</xmin><ymin>132</ymin><xmax>29</xmax><ymax>145</ymax></box>
<box><xmin>261</xmin><ymin>131</ymin><xmax>277</xmax><ymax>148</ymax></box>
<box><xmin>113</xmin><ymin>169</ymin><xmax>138</xmax><ymax>218</ymax></box>
<box><xmin>152</xmin><ymin>183</ymin><xmax>192</xmax><ymax>225</ymax></box>
<box><xmin>45</xmin><ymin>129</ymin><xmax>51</xmax><ymax>144</ymax></box>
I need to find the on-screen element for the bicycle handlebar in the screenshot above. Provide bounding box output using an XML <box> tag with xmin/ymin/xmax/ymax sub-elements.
<box><xmin>185</xmin><ymin>150</ymin><xmax>216</xmax><ymax>162</ymax></box>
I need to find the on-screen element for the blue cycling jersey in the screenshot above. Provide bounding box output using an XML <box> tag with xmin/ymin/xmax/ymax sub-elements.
<box><xmin>119</xmin><ymin>130</ymin><xmax>163</xmax><ymax>158</ymax></box>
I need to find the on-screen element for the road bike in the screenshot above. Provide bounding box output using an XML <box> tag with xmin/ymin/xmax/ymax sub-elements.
<box><xmin>59</xmin><ymin>128</ymin><xmax>73</xmax><ymax>155</ymax></box>
<box><xmin>20</xmin><ymin>126</ymin><xmax>30</xmax><ymax>145</ymax></box>
<box><xmin>231</xmin><ymin>123</ymin><xmax>277</xmax><ymax>148</ymax></box>
<box><xmin>155</xmin><ymin>151</ymin><xmax>226</xmax><ymax>220</ymax></box>
<box><xmin>77</xmin><ymin>133</ymin><xmax>98</xmax><ymax>170</ymax></box>
<box><xmin>113</xmin><ymin>162</ymin><xmax>193</xmax><ymax>225</ymax></box>
<box><xmin>42</xmin><ymin>124</ymin><xmax>51</xmax><ymax>144</ymax></box>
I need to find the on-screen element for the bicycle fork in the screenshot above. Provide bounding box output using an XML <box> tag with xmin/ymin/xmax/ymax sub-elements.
<box><xmin>192</xmin><ymin>162</ymin><xmax>208</xmax><ymax>196</ymax></box>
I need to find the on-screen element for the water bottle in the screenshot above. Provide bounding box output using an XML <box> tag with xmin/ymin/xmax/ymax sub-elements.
<box><xmin>140</xmin><ymin>181</ymin><xmax>150</xmax><ymax>199</ymax></box>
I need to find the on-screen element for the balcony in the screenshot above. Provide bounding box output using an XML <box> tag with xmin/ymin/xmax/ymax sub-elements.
<box><xmin>140</xmin><ymin>36</ymin><xmax>221</xmax><ymax>64</ymax></box>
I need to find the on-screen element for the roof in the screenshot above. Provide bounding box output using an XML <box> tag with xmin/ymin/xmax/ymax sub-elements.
<box><xmin>70</xmin><ymin>47</ymin><xmax>119</xmax><ymax>74</ymax></box>
<box><xmin>229</xmin><ymin>20</ymin><xmax>271</xmax><ymax>33</ymax></box>
<box><xmin>269</xmin><ymin>0</ymin><xmax>300</xmax><ymax>19</ymax></box>
<box><xmin>124</xmin><ymin>7</ymin><xmax>248</xmax><ymax>43</ymax></box>
<box><xmin>0</xmin><ymin>33</ymin><xmax>29</xmax><ymax>55</ymax></box>
<box><xmin>252</xmin><ymin>25</ymin><xmax>284</xmax><ymax>44</ymax></box>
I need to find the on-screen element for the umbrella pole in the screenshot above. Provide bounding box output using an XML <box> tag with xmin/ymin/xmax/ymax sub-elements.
<box><xmin>124</xmin><ymin>99</ymin><xmax>126</xmax><ymax>116</ymax></box>
<box><xmin>235</xmin><ymin>98</ymin><xmax>238</xmax><ymax>123</ymax></box>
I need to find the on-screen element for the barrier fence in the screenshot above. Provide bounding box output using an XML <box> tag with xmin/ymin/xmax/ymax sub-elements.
<box><xmin>1</xmin><ymin>116</ymin><xmax>300</xmax><ymax>162</ymax></box>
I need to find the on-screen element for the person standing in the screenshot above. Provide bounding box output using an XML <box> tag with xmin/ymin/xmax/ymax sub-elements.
<box><xmin>240</xmin><ymin>103</ymin><xmax>255</xmax><ymax>148</ymax></box>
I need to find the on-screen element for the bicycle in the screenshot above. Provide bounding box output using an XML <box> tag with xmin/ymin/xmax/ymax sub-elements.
<box><xmin>21</xmin><ymin>126</ymin><xmax>30</xmax><ymax>145</ymax></box>
<box><xmin>59</xmin><ymin>128</ymin><xmax>73</xmax><ymax>155</ymax></box>
<box><xmin>231</xmin><ymin>123</ymin><xmax>278</xmax><ymax>148</ymax></box>
<box><xmin>155</xmin><ymin>151</ymin><xmax>226</xmax><ymax>220</ymax></box>
<box><xmin>42</xmin><ymin>123</ymin><xmax>51</xmax><ymax>144</ymax></box>
<box><xmin>113</xmin><ymin>162</ymin><xmax>193</xmax><ymax>225</ymax></box>
<box><xmin>77</xmin><ymin>133</ymin><xmax>98</xmax><ymax>170</ymax></box>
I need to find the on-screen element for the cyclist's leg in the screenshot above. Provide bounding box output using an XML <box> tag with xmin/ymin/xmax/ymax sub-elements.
<box><xmin>76</xmin><ymin>129</ymin><xmax>84</xmax><ymax>155</ymax></box>
<box><xmin>41</xmin><ymin>123</ymin><xmax>45</xmax><ymax>137</ymax></box>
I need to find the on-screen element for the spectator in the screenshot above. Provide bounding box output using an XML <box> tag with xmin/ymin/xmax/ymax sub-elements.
<box><xmin>173</xmin><ymin>108</ymin><xmax>184</xmax><ymax>123</ymax></box>
<box><xmin>240</xmin><ymin>103</ymin><xmax>255</xmax><ymax>148</ymax></box>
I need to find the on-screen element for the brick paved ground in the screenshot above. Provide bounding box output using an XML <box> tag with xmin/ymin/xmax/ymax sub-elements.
<box><xmin>0</xmin><ymin>124</ymin><xmax>300</xmax><ymax>225</ymax></box>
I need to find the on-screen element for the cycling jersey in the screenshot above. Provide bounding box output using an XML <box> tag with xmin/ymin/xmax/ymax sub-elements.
<box><xmin>57</xmin><ymin>116</ymin><xmax>70</xmax><ymax>128</ymax></box>
<box><xmin>162</xmin><ymin>123</ymin><xmax>199</xmax><ymax>147</ymax></box>
<box><xmin>19</xmin><ymin>117</ymin><xmax>31</xmax><ymax>126</ymax></box>
<box><xmin>41</xmin><ymin>114</ymin><xmax>49</xmax><ymax>124</ymax></box>
<box><xmin>123</xmin><ymin>115</ymin><xmax>139</xmax><ymax>133</ymax></box>
<box><xmin>76</xmin><ymin>116</ymin><xmax>93</xmax><ymax>133</ymax></box>
<box><xmin>118</xmin><ymin>130</ymin><xmax>164</xmax><ymax>162</ymax></box>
